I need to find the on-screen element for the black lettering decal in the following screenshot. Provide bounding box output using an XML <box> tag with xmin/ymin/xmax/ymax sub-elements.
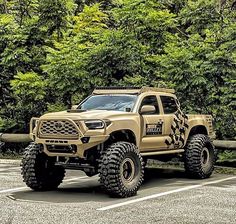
<box><xmin>146</xmin><ymin>123</ymin><xmax>163</xmax><ymax>135</ymax></box>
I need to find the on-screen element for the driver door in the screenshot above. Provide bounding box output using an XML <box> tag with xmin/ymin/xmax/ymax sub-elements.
<box><xmin>139</xmin><ymin>95</ymin><xmax>167</xmax><ymax>152</ymax></box>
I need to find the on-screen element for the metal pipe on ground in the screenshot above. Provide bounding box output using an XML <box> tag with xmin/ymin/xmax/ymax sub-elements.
<box><xmin>0</xmin><ymin>133</ymin><xmax>31</xmax><ymax>143</ymax></box>
<box><xmin>213</xmin><ymin>140</ymin><xmax>236</xmax><ymax>150</ymax></box>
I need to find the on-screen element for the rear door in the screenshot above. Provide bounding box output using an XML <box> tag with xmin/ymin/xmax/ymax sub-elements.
<box><xmin>160</xmin><ymin>95</ymin><xmax>188</xmax><ymax>149</ymax></box>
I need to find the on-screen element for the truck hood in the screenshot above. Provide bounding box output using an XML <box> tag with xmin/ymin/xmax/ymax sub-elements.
<box><xmin>40</xmin><ymin>110</ymin><xmax>134</xmax><ymax>120</ymax></box>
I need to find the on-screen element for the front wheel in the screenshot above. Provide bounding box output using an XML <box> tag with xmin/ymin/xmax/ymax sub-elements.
<box><xmin>184</xmin><ymin>134</ymin><xmax>216</xmax><ymax>179</ymax></box>
<box><xmin>21</xmin><ymin>143</ymin><xmax>65</xmax><ymax>190</ymax></box>
<box><xmin>99</xmin><ymin>141</ymin><xmax>144</xmax><ymax>198</ymax></box>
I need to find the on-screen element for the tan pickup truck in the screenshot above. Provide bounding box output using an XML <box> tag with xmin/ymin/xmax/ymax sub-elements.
<box><xmin>21</xmin><ymin>87</ymin><xmax>216</xmax><ymax>197</ymax></box>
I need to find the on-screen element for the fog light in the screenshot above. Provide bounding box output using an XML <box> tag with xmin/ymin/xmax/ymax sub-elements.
<box><xmin>81</xmin><ymin>137</ymin><xmax>90</xmax><ymax>144</ymax></box>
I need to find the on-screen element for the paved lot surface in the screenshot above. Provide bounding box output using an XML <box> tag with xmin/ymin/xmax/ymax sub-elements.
<box><xmin>0</xmin><ymin>162</ymin><xmax>235</xmax><ymax>224</ymax></box>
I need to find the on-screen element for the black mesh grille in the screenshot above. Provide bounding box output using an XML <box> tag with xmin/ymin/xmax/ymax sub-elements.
<box><xmin>39</xmin><ymin>120</ymin><xmax>79</xmax><ymax>139</ymax></box>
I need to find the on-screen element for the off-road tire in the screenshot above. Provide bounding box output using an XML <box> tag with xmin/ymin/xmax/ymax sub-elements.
<box><xmin>184</xmin><ymin>134</ymin><xmax>215</xmax><ymax>179</ymax></box>
<box><xmin>99</xmin><ymin>141</ymin><xmax>144</xmax><ymax>198</ymax></box>
<box><xmin>21</xmin><ymin>143</ymin><xmax>65</xmax><ymax>191</ymax></box>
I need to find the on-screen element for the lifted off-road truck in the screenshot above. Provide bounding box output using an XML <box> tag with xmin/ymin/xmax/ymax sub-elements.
<box><xmin>21</xmin><ymin>87</ymin><xmax>216</xmax><ymax>197</ymax></box>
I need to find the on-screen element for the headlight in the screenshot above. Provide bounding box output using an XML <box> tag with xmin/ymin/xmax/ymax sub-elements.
<box><xmin>84</xmin><ymin>120</ymin><xmax>105</xmax><ymax>129</ymax></box>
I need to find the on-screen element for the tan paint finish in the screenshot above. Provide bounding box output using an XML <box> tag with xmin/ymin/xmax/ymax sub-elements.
<box><xmin>185</xmin><ymin>114</ymin><xmax>214</xmax><ymax>143</ymax></box>
<box><xmin>140</xmin><ymin>114</ymin><xmax>167</xmax><ymax>151</ymax></box>
<box><xmin>30</xmin><ymin>87</ymin><xmax>214</xmax><ymax>158</ymax></box>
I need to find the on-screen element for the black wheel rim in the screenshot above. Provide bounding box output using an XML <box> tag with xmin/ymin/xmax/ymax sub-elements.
<box><xmin>201</xmin><ymin>147</ymin><xmax>210</xmax><ymax>168</ymax></box>
<box><xmin>121</xmin><ymin>158</ymin><xmax>135</xmax><ymax>184</ymax></box>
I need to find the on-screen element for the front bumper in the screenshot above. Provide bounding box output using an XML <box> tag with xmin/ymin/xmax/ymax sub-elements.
<box><xmin>35</xmin><ymin>135</ymin><xmax>109</xmax><ymax>158</ymax></box>
<box><xmin>30</xmin><ymin>117</ymin><xmax>109</xmax><ymax>158</ymax></box>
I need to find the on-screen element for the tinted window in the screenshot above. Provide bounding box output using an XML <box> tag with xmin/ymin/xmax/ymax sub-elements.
<box><xmin>78</xmin><ymin>95</ymin><xmax>137</xmax><ymax>112</ymax></box>
<box><xmin>160</xmin><ymin>96</ymin><xmax>178</xmax><ymax>114</ymax></box>
<box><xmin>140</xmin><ymin>95</ymin><xmax>159</xmax><ymax>114</ymax></box>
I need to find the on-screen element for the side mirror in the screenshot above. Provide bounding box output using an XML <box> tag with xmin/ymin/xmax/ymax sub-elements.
<box><xmin>140</xmin><ymin>105</ymin><xmax>156</xmax><ymax>115</ymax></box>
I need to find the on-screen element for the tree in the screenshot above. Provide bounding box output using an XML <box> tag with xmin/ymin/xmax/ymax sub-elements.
<box><xmin>153</xmin><ymin>0</ymin><xmax>236</xmax><ymax>138</ymax></box>
<box><xmin>0</xmin><ymin>0</ymin><xmax>76</xmax><ymax>132</ymax></box>
<box><xmin>0</xmin><ymin>0</ymin><xmax>235</xmax><ymax>139</ymax></box>
<box><xmin>10</xmin><ymin>72</ymin><xmax>46</xmax><ymax>130</ymax></box>
<box><xmin>42</xmin><ymin>4</ymin><xmax>109</xmax><ymax>108</ymax></box>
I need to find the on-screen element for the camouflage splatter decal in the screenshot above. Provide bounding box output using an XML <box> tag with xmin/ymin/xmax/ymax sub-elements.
<box><xmin>165</xmin><ymin>109</ymin><xmax>189</xmax><ymax>148</ymax></box>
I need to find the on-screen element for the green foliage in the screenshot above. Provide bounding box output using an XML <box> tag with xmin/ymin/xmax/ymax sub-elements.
<box><xmin>46</xmin><ymin>102</ymin><xmax>67</xmax><ymax>113</ymax></box>
<box><xmin>152</xmin><ymin>0</ymin><xmax>236</xmax><ymax>138</ymax></box>
<box><xmin>112</xmin><ymin>0</ymin><xmax>176</xmax><ymax>52</ymax></box>
<box><xmin>42</xmin><ymin>4</ymin><xmax>109</xmax><ymax>107</ymax></box>
<box><xmin>38</xmin><ymin>0</ymin><xmax>76</xmax><ymax>40</ymax></box>
<box><xmin>0</xmin><ymin>0</ymin><xmax>235</xmax><ymax>140</ymax></box>
<box><xmin>0</xmin><ymin>117</ymin><xmax>17</xmax><ymax>132</ymax></box>
<box><xmin>11</xmin><ymin>72</ymin><xmax>46</xmax><ymax>101</ymax></box>
<box><xmin>8</xmin><ymin>72</ymin><xmax>47</xmax><ymax>131</ymax></box>
<box><xmin>218</xmin><ymin>151</ymin><xmax>236</xmax><ymax>161</ymax></box>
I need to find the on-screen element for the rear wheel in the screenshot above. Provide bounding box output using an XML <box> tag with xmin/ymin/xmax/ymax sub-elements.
<box><xmin>99</xmin><ymin>141</ymin><xmax>144</xmax><ymax>198</ymax></box>
<box><xmin>21</xmin><ymin>143</ymin><xmax>65</xmax><ymax>190</ymax></box>
<box><xmin>184</xmin><ymin>134</ymin><xmax>215</xmax><ymax>179</ymax></box>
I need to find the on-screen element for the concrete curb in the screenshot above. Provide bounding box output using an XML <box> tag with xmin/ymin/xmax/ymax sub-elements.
<box><xmin>0</xmin><ymin>159</ymin><xmax>21</xmax><ymax>165</ymax></box>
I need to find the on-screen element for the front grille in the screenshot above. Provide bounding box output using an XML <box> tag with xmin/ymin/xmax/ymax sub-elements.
<box><xmin>38</xmin><ymin>120</ymin><xmax>79</xmax><ymax>139</ymax></box>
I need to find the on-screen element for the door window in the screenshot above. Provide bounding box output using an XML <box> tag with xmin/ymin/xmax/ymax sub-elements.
<box><xmin>160</xmin><ymin>96</ymin><xmax>178</xmax><ymax>114</ymax></box>
<box><xmin>140</xmin><ymin>95</ymin><xmax>159</xmax><ymax>114</ymax></box>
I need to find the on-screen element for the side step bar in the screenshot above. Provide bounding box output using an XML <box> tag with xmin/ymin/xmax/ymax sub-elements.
<box><xmin>141</xmin><ymin>149</ymin><xmax>184</xmax><ymax>157</ymax></box>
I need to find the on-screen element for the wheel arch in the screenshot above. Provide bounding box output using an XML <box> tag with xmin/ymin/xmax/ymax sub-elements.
<box><xmin>105</xmin><ymin>129</ymin><xmax>137</xmax><ymax>146</ymax></box>
<box><xmin>187</xmin><ymin>125</ymin><xmax>208</xmax><ymax>140</ymax></box>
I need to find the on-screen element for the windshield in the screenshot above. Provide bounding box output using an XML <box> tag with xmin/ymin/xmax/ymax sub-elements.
<box><xmin>78</xmin><ymin>94</ymin><xmax>138</xmax><ymax>112</ymax></box>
